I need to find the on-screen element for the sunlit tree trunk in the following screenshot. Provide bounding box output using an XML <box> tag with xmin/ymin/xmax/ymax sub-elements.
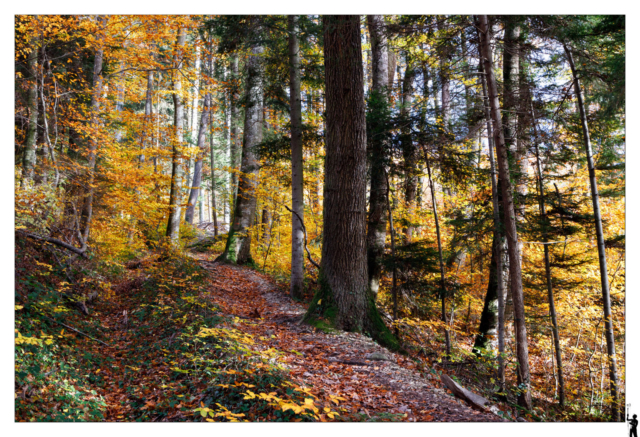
<box><xmin>564</xmin><ymin>43</ymin><xmax>619</xmax><ymax>421</ymax></box>
<box><xmin>185</xmin><ymin>93</ymin><xmax>211</xmax><ymax>224</ymax></box>
<box><xmin>289</xmin><ymin>15</ymin><xmax>305</xmax><ymax>298</ymax></box>
<box><xmin>165</xmin><ymin>27</ymin><xmax>187</xmax><ymax>244</ymax></box>
<box><xmin>139</xmin><ymin>70</ymin><xmax>153</xmax><ymax>163</ymax></box>
<box><xmin>80</xmin><ymin>15</ymin><xmax>106</xmax><ymax>245</ymax></box>
<box><xmin>474</xmin><ymin>56</ymin><xmax>507</xmax><ymax>397</ymax></box>
<box><xmin>366</xmin><ymin>14</ymin><xmax>389</xmax><ymax>296</ymax></box>
<box><xmin>218</xmin><ymin>38</ymin><xmax>264</xmax><ymax>264</ymax></box>
<box><xmin>21</xmin><ymin>41</ymin><xmax>39</xmax><ymax>185</ymax></box>
<box><xmin>477</xmin><ymin>15</ymin><xmax>532</xmax><ymax>410</ymax></box>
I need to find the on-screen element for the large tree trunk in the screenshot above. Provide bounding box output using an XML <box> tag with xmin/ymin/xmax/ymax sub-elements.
<box><xmin>400</xmin><ymin>53</ymin><xmax>418</xmax><ymax>243</ymax></box>
<box><xmin>289</xmin><ymin>15</ymin><xmax>305</xmax><ymax>299</ymax></box>
<box><xmin>366</xmin><ymin>14</ymin><xmax>390</xmax><ymax>297</ymax></box>
<box><xmin>307</xmin><ymin>15</ymin><xmax>369</xmax><ymax>332</ymax></box>
<box><xmin>79</xmin><ymin>15</ymin><xmax>106</xmax><ymax>245</ymax></box>
<box><xmin>477</xmin><ymin>15</ymin><xmax>532</xmax><ymax>410</ymax></box>
<box><xmin>564</xmin><ymin>43</ymin><xmax>619</xmax><ymax>421</ymax></box>
<box><xmin>185</xmin><ymin>93</ymin><xmax>211</xmax><ymax>224</ymax></box>
<box><xmin>165</xmin><ymin>27</ymin><xmax>187</xmax><ymax>244</ymax></box>
<box><xmin>21</xmin><ymin>41</ymin><xmax>39</xmax><ymax>185</ymax></box>
<box><xmin>217</xmin><ymin>39</ymin><xmax>264</xmax><ymax>264</ymax></box>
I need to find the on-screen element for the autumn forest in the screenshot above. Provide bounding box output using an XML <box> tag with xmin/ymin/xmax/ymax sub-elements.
<box><xmin>14</xmin><ymin>15</ymin><xmax>625</xmax><ymax>423</ymax></box>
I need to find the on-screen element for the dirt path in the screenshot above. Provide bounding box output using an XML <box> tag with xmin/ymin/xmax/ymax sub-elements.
<box><xmin>197</xmin><ymin>253</ymin><xmax>504</xmax><ymax>422</ymax></box>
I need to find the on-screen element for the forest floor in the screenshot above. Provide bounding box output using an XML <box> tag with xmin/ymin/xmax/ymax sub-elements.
<box><xmin>192</xmin><ymin>252</ymin><xmax>504</xmax><ymax>422</ymax></box>
<box><xmin>15</xmin><ymin>236</ymin><xmax>507</xmax><ymax>422</ymax></box>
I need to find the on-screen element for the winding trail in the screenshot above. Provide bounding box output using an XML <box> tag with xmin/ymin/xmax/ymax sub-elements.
<box><xmin>196</xmin><ymin>252</ymin><xmax>504</xmax><ymax>422</ymax></box>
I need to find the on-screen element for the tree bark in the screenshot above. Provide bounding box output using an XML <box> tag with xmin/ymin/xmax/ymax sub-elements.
<box><xmin>366</xmin><ymin>14</ymin><xmax>390</xmax><ymax>297</ymax></box>
<box><xmin>474</xmin><ymin>56</ymin><xmax>507</xmax><ymax>397</ymax></box>
<box><xmin>401</xmin><ymin>53</ymin><xmax>418</xmax><ymax>243</ymax></box>
<box><xmin>21</xmin><ymin>41</ymin><xmax>39</xmax><ymax>185</ymax></box>
<box><xmin>165</xmin><ymin>27</ymin><xmax>187</xmax><ymax>244</ymax></box>
<box><xmin>310</xmin><ymin>15</ymin><xmax>369</xmax><ymax>331</ymax></box>
<box><xmin>79</xmin><ymin>15</ymin><xmax>107</xmax><ymax>245</ymax></box>
<box><xmin>229</xmin><ymin>55</ymin><xmax>241</xmax><ymax>208</ymax></box>
<box><xmin>139</xmin><ymin>70</ymin><xmax>154</xmax><ymax>163</ymax></box>
<box><xmin>217</xmin><ymin>38</ymin><xmax>264</xmax><ymax>264</ymax></box>
<box><xmin>185</xmin><ymin>93</ymin><xmax>211</xmax><ymax>224</ymax></box>
<box><xmin>477</xmin><ymin>15</ymin><xmax>532</xmax><ymax>410</ymax></box>
<box><xmin>564</xmin><ymin>43</ymin><xmax>619</xmax><ymax>421</ymax></box>
<box><xmin>289</xmin><ymin>15</ymin><xmax>305</xmax><ymax>299</ymax></box>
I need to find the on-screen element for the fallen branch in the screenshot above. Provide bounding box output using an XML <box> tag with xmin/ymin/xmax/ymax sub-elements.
<box><xmin>39</xmin><ymin>314</ymin><xmax>109</xmax><ymax>346</ymax></box>
<box><xmin>284</xmin><ymin>205</ymin><xmax>321</xmax><ymax>270</ymax></box>
<box><xmin>18</xmin><ymin>230</ymin><xmax>88</xmax><ymax>258</ymax></box>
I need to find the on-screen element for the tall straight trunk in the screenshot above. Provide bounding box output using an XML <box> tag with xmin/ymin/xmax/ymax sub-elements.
<box><xmin>308</xmin><ymin>15</ymin><xmax>369</xmax><ymax>332</ymax></box>
<box><xmin>401</xmin><ymin>54</ymin><xmax>418</xmax><ymax>242</ymax></box>
<box><xmin>217</xmin><ymin>40</ymin><xmax>264</xmax><ymax>264</ymax></box>
<box><xmin>229</xmin><ymin>55</ymin><xmax>241</xmax><ymax>207</ymax></box>
<box><xmin>503</xmin><ymin>18</ymin><xmax>525</xmax><ymax>225</ymax></box>
<box><xmin>139</xmin><ymin>70</ymin><xmax>154</xmax><ymax>163</ymax></box>
<box><xmin>474</xmin><ymin>57</ymin><xmax>507</xmax><ymax>396</ymax></box>
<box><xmin>165</xmin><ymin>27</ymin><xmax>187</xmax><ymax>244</ymax></box>
<box><xmin>210</xmin><ymin>102</ymin><xmax>219</xmax><ymax>237</ymax></box>
<box><xmin>185</xmin><ymin>93</ymin><xmax>211</xmax><ymax>224</ymax></box>
<box><xmin>79</xmin><ymin>15</ymin><xmax>106</xmax><ymax>245</ymax></box>
<box><xmin>477</xmin><ymin>15</ymin><xmax>532</xmax><ymax>410</ymax></box>
<box><xmin>114</xmin><ymin>60</ymin><xmax>126</xmax><ymax>142</ymax></box>
<box><xmin>289</xmin><ymin>15</ymin><xmax>305</xmax><ymax>299</ymax></box>
<box><xmin>366</xmin><ymin>14</ymin><xmax>390</xmax><ymax>296</ymax></box>
<box><xmin>424</xmin><ymin>148</ymin><xmax>451</xmax><ymax>356</ymax></box>
<box><xmin>564</xmin><ymin>43</ymin><xmax>619</xmax><ymax>421</ymax></box>
<box><xmin>437</xmin><ymin>19</ymin><xmax>450</xmax><ymax>130</ymax></box>
<box><xmin>530</xmin><ymin>99</ymin><xmax>565</xmax><ymax>407</ymax></box>
<box><xmin>21</xmin><ymin>41</ymin><xmax>39</xmax><ymax>185</ymax></box>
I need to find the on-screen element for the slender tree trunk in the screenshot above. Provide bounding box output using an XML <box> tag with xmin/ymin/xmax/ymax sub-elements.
<box><xmin>185</xmin><ymin>93</ymin><xmax>211</xmax><ymax>224</ymax></box>
<box><xmin>210</xmin><ymin>101</ymin><xmax>219</xmax><ymax>237</ymax></box>
<box><xmin>477</xmin><ymin>15</ymin><xmax>532</xmax><ymax>410</ymax></box>
<box><xmin>474</xmin><ymin>57</ymin><xmax>507</xmax><ymax>397</ymax></box>
<box><xmin>21</xmin><ymin>41</ymin><xmax>39</xmax><ymax>185</ymax></box>
<box><xmin>217</xmin><ymin>38</ymin><xmax>264</xmax><ymax>264</ymax></box>
<box><xmin>401</xmin><ymin>53</ymin><xmax>418</xmax><ymax>242</ymax></box>
<box><xmin>564</xmin><ymin>43</ymin><xmax>619</xmax><ymax>421</ymax></box>
<box><xmin>366</xmin><ymin>14</ymin><xmax>390</xmax><ymax>297</ymax></box>
<box><xmin>79</xmin><ymin>15</ymin><xmax>106</xmax><ymax>245</ymax></box>
<box><xmin>306</xmin><ymin>15</ymin><xmax>369</xmax><ymax>332</ymax></box>
<box><xmin>289</xmin><ymin>15</ymin><xmax>305</xmax><ymax>299</ymax></box>
<box><xmin>423</xmin><ymin>148</ymin><xmax>451</xmax><ymax>356</ymax></box>
<box><xmin>229</xmin><ymin>55</ymin><xmax>241</xmax><ymax>207</ymax></box>
<box><xmin>114</xmin><ymin>60</ymin><xmax>126</xmax><ymax>142</ymax></box>
<box><xmin>530</xmin><ymin>99</ymin><xmax>565</xmax><ymax>407</ymax></box>
<box><xmin>165</xmin><ymin>27</ymin><xmax>187</xmax><ymax>244</ymax></box>
<box><xmin>503</xmin><ymin>17</ymin><xmax>526</xmax><ymax>237</ymax></box>
<box><xmin>261</xmin><ymin>207</ymin><xmax>271</xmax><ymax>245</ymax></box>
<box><xmin>139</xmin><ymin>70</ymin><xmax>154</xmax><ymax>163</ymax></box>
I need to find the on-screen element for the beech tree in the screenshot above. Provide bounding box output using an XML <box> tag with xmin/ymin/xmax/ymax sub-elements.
<box><xmin>218</xmin><ymin>36</ymin><xmax>264</xmax><ymax>264</ymax></box>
